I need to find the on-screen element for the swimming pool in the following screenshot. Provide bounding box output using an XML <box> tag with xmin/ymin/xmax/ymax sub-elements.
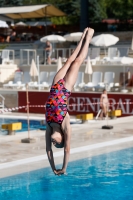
<box><xmin>0</xmin><ymin>118</ymin><xmax>80</xmax><ymax>135</ymax></box>
<box><xmin>0</xmin><ymin>147</ymin><xmax>133</xmax><ymax>200</ymax></box>
<box><xmin>0</xmin><ymin>118</ymin><xmax>46</xmax><ymax>135</ymax></box>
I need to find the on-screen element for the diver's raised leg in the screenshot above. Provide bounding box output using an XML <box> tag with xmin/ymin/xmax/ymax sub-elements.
<box><xmin>64</xmin><ymin>28</ymin><xmax>94</xmax><ymax>91</ymax></box>
<box><xmin>53</xmin><ymin>28</ymin><xmax>88</xmax><ymax>84</ymax></box>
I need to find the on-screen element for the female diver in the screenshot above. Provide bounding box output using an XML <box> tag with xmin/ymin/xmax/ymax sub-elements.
<box><xmin>45</xmin><ymin>27</ymin><xmax>94</xmax><ymax>175</ymax></box>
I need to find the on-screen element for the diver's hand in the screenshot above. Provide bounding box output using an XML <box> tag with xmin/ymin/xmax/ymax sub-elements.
<box><xmin>56</xmin><ymin>169</ymin><xmax>66</xmax><ymax>176</ymax></box>
<box><xmin>53</xmin><ymin>169</ymin><xmax>62</xmax><ymax>175</ymax></box>
<box><xmin>53</xmin><ymin>169</ymin><xmax>58</xmax><ymax>175</ymax></box>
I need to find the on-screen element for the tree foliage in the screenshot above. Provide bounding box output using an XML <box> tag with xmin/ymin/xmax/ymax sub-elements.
<box><xmin>89</xmin><ymin>0</ymin><xmax>107</xmax><ymax>22</ymax></box>
<box><xmin>21</xmin><ymin>0</ymin><xmax>107</xmax><ymax>24</ymax></box>
<box><xmin>0</xmin><ymin>0</ymin><xmax>23</xmax><ymax>7</ymax></box>
<box><xmin>0</xmin><ymin>0</ymin><xmax>107</xmax><ymax>24</ymax></box>
<box><xmin>45</xmin><ymin>0</ymin><xmax>107</xmax><ymax>24</ymax></box>
<box><xmin>51</xmin><ymin>0</ymin><xmax>80</xmax><ymax>25</ymax></box>
<box><xmin>1</xmin><ymin>0</ymin><xmax>133</xmax><ymax>25</ymax></box>
<box><xmin>105</xmin><ymin>0</ymin><xmax>133</xmax><ymax>21</ymax></box>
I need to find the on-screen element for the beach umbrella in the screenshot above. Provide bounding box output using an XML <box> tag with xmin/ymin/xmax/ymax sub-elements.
<box><xmin>15</xmin><ymin>21</ymin><xmax>27</xmax><ymax>26</ymax></box>
<box><xmin>29</xmin><ymin>59</ymin><xmax>38</xmax><ymax>80</ymax></box>
<box><xmin>40</xmin><ymin>34</ymin><xmax>66</xmax><ymax>51</ymax></box>
<box><xmin>57</xmin><ymin>57</ymin><xmax>62</xmax><ymax>72</ymax></box>
<box><xmin>85</xmin><ymin>56</ymin><xmax>93</xmax><ymax>74</ymax></box>
<box><xmin>90</xmin><ymin>34</ymin><xmax>119</xmax><ymax>47</ymax></box>
<box><xmin>121</xmin><ymin>56</ymin><xmax>133</xmax><ymax>65</ymax></box>
<box><xmin>85</xmin><ymin>56</ymin><xmax>93</xmax><ymax>82</ymax></box>
<box><xmin>40</xmin><ymin>34</ymin><xmax>66</xmax><ymax>43</ymax></box>
<box><xmin>90</xmin><ymin>34</ymin><xmax>119</xmax><ymax>55</ymax></box>
<box><xmin>64</xmin><ymin>32</ymin><xmax>83</xmax><ymax>42</ymax></box>
<box><xmin>0</xmin><ymin>20</ymin><xmax>8</xmax><ymax>28</ymax></box>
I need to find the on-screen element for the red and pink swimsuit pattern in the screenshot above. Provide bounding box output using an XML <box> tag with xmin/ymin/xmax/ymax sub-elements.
<box><xmin>46</xmin><ymin>79</ymin><xmax>71</xmax><ymax>125</ymax></box>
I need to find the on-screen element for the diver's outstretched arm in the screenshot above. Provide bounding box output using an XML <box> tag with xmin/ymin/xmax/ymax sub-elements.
<box><xmin>46</xmin><ymin>124</ymin><xmax>57</xmax><ymax>174</ymax></box>
<box><xmin>56</xmin><ymin>113</ymin><xmax>71</xmax><ymax>175</ymax></box>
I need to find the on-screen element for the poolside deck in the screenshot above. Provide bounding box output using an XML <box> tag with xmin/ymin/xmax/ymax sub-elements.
<box><xmin>0</xmin><ymin>115</ymin><xmax>133</xmax><ymax>178</ymax></box>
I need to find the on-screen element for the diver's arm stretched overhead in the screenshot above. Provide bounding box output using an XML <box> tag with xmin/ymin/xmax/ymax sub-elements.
<box><xmin>56</xmin><ymin>113</ymin><xmax>71</xmax><ymax>175</ymax></box>
<box><xmin>46</xmin><ymin>123</ymin><xmax>57</xmax><ymax>175</ymax></box>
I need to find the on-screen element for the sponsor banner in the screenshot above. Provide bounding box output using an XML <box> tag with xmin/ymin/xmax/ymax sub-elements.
<box><xmin>18</xmin><ymin>91</ymin><xmax>133</xmax><ymax>116</ymax></box>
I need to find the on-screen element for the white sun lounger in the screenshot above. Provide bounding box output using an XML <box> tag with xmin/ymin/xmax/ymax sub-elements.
<box><xmin>103</xmin><ymin>47</ymin><xmax>118</xmax><ymax>62</ymax></box>
<box><xmin>40</xmin><ymin>71</ymin><xmax>48</xmax><ymax>83</ymax></box>
<box><xmin>3</xmin><ymin>81</ymin><xmax>25</xmax><ymax>89</ymax></box>
<box><xmin>30</xmin><ymin>71</ymin><xmax>56</xmax><ymax>90</ymax></box>
<box><xmin>118</xmin><ymin>47</ymin><xmax>129</xmax><ymax>57</ymax></box>
<box><xmin>90</xmin><ymin>48</ymin><xmax>100</xmax><ymax>65</ymax></box>
<box><xmin>3</xmin><ymin>71</ymin><xmax>23</xmax><ymax>89</ymax></box>
<box><xmin>29</xmin><ymin>71</ymin><xmax>49</xmax><ymax>89</ymax></box>
<box><xmin>1</xmin><ymin>49</ymin><xmax>14</xmax><ymax>65</ymax></box>
<box><xmin>97</xmin><ymin>72</ymin><xmax>115</xmax><ymax>91</ymax></box>
<box><xmin>84</xmin><ymin>72</ymin><xmax>103</xmax><ymax>90</ymax></box>
<box><xmin>74</xmin><ymin>72</ymin><xmax>84</xmax><ymax>89</ymax></box>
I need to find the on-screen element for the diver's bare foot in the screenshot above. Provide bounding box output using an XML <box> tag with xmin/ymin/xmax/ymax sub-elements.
<box><xmin>80</xmin><ymin>27</ymin><xmax>88</xmax><ymax>41</ymax></box>
<box><xmin>86</xmin><ymin>28</ymin><xmax>94</xmax><ymax>42</ymax></box>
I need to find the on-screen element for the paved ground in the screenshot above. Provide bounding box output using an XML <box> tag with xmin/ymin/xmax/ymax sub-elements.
<box><xmin>0</xmin><ymin>115</ymin><xmax>133</xmax><ymax>178</ymax></box>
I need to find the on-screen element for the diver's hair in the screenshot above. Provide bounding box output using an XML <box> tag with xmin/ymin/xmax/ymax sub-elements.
<box><xmin>59</xmin><ymin>141</ymin><xmax>64</xmax><ymax>148</ymax></box>
<box><xmin>51</xmin><ymin>133</ymin><xmax>64</xmax><ymax>148</ymax></box>
<box><xmin>103</xmin><ymin>89</ymin><xmax>106</xmax><ymax>92</ymax></box>
<box><xmin>56</xmin><ymin>137</ymin><xmax>64</xmax><ymax>148</ymax></box>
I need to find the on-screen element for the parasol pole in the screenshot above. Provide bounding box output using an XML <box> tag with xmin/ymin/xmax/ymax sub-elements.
<box><xmin>26</xmin><ymin>83</ymin><xmax>30</xmax><ymax>139</ymax></box>
<box><xmin>21</xmin><ymin>83</ymin><xmax>36</xmax><ymax>143</ymax></box>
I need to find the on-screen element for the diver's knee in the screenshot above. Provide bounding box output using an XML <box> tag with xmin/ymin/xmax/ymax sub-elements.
<box><xmin>74</xmin><ymin>57</ymin><xmax>83</xmax><ymax>65</ymax></box>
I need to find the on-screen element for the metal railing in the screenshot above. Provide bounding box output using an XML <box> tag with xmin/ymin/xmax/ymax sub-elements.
<box><xmin>20</xmin><ymin>49</ymin><xmax>37</xmax><ymax>66</ymax></box>
<box><xmin>0</xmin><ymin>49</ymin><xmax>15</xmax><ymax>64</ymax></box>
<box><xmin>0</xmin><ymin>44</ymin><xmax>131</xmax><ymax>66</ymax></box>
<box><xmin>19</xmin><ymin>48</ymin><xmax>76</xmax><ymax>66</ymax></box>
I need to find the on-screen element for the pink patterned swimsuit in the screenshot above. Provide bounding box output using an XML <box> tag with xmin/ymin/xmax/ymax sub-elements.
<box><xmin>46</xmin><ymin>79</ymin><xmax>71</xmax><ymax>125</ymax></box>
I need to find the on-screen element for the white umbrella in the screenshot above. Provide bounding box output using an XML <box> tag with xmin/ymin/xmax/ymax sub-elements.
<box><xmin>85</xmin><ymin>56</ymin><xmax>93</xmax><ymax>74</ymax></box>
<box><xmin>0</xmin><ymin>20</ymin><xmax>8</xmax><ymax>28</ymax></box>
<box><xmin>64</xmin><ymin>32</ymin><xmax>82</xmax><ymax>42</ymax></box>
<box><xmin>40</xmin><ymin>34</ymin><xmax>66</xmax><ymax>43</ymax></box>
<box><xmin>29</xmin><ymin>59</ymin><xmax>38</xmax><ymax>80</ymax></box>
<box><xmin>121</xmin><ymin>56</ymin><xmax>133</xmax><ymax>65</ymax></box>
<box><xmin>90</xmin><ymin>34</ymin><xmax>119</xmax><ymax>47</ymax></box>
<box><xmin>15</xmin><ymin>21</ymin><xmax>27</xmax><ymax>26</ymax></box>
<box><xmin>40</xmin><ymin>34</ymin><xmax>66</xmax><ymax>53</ymax></box>
<box><xmin>57</xmin><ymin>57</ymin><xmax>62</xmax><ymax>72</ymax></box>
<box><xmin>85</xmin><ymin>56</ymin><xmax>93</xmax><ymax>82</ymax></box>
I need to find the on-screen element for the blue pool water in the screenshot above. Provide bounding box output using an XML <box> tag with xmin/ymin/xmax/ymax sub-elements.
<box><xmin>0</xmin><ymin>118</ymin><xmax>79</xmax><ymax>135</ymax></box>
<box><xmin>0</xmin><ymin>118</ymin><xmax>46</xmax><ymax>135</ymax></box>
<box><xmin>0</xmin><ymin>147</ymin><xmax>133</xmax><ymax>200</ymax></box>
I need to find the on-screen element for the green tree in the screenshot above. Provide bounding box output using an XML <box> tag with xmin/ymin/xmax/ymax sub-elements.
<box><xmin>0</xmin><ymin>0</ymin><xmax>108</xmax><ymax>24</ymax></box>
<box><xmin>49</xmin><ymin>0</ymin><xmax>107</xmax><ymax>25</ymax></box>
<box><xmin>12</xmin><ymin>0</ymin><xmax>23</xmax><ymax>6</ymax></box>
<box><xmin>89</xmin><ymin>0</ymin><xmax>107</xmax><ymax>22</ymax></box>
<box><xmin>0</xmin><ymin>0</ymin><xmax>23</xmax><ymax>7</ymax></box>
<box><xmin>51</xmin><ymin>0</ymin><xmax>80</xmax><ymax>25</ymax></box>
<box><xmin>105</xmin><ymin>0</ymin><xmax>133</xmax><ymax>21</ymax></box>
